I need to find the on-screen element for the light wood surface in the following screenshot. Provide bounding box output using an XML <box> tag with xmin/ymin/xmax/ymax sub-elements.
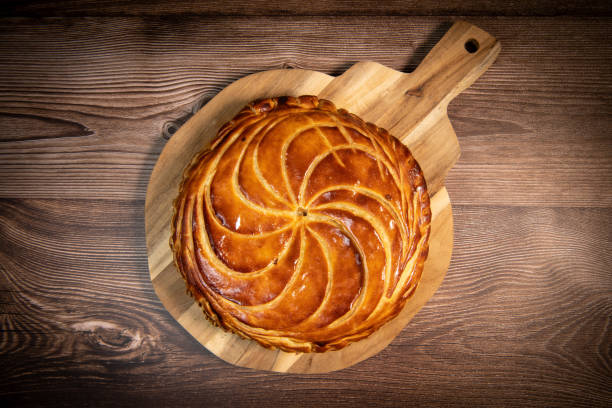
<box><xmin>2</xmin><ymin>8</ymin><xmax>611</xmax><ymax>406</ymax></box>
<box><xmin>145</xmin><ymin>21</ymin><xmax>499</xmax><ymax>372</ymax></box>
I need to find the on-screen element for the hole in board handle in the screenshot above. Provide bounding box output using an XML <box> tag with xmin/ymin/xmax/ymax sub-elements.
<box><xmin>464</xmin><ymin>38</ymin><xmax>479</xmax><ymax>54</ymax></box>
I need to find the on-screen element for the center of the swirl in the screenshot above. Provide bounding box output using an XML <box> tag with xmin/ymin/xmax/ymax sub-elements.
<box><xmin>297</xmin><ymin>207</ymin><xmax>308</xmax><ymax>217</ymax></box>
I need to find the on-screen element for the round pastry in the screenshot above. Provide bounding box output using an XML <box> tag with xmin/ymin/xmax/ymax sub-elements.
<box><xmin>171</xmin><ymin>95</ymin><xmax>431</xmax><ymax>353</ymax></box>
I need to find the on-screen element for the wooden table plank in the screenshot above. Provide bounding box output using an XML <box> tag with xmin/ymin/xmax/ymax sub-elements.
<box><xmin>1</xmin><ymin>199</ymin><xmax>610</xmax><ymax>406</ymax></box>
<box><xmin>0</xmin><ymin>17</ymin><xmax>611</xmax><ymax>207</ymax></box>
<box><xmin>2</xmin><ymin>0</ymin><xmax>612</xmax><ymax>17</ymax></box>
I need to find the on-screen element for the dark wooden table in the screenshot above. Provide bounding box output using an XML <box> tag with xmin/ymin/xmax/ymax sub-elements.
<box><xmin>1</xmin><ymin>2</ymin><xmax>611</xmax><ymax>407</ymax></box>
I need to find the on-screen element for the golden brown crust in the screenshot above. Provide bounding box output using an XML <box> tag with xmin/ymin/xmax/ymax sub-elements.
<box><xmin>170</xmin><ymin>95</ymin><xmax>430</xmax><ymax>352</ymax></box>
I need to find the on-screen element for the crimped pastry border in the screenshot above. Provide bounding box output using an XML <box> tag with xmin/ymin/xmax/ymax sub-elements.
<box><xmin>170</xmin><ymin>95</ymin><xmax>431</xmax><ymax>353</ymax></box>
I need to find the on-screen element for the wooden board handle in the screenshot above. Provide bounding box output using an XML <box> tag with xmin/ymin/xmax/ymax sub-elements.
<box><xmin>319</xmin><ymin>21</ymin><xmax>500</xmax><ymax>125</ymax></box>
<box><xmin>410</xmin><ymin>20</ymin><xmax>501</xmax><ymax>107</ymax></box>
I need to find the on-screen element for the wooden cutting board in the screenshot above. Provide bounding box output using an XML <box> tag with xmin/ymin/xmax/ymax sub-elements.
<box><xmin>145</xmin><ymin>20</ymin><xmax>500</xmax><ymax>373</ymax></box>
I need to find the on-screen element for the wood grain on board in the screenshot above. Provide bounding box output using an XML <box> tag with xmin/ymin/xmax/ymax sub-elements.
<box><xmin>144</xmin><ymin>20</ymin><xmax>499</xmax><ymax>372</ymax></box>
<box><xmin>0</xmin><ymin>8</ymin><xmax>611</xmax><ymax>408</ymax></box>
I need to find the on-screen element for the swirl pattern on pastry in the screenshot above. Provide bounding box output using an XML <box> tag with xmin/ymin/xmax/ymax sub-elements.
<box><xmin>171</xmin><ymin>95</ymin><xmax>431</xmax><ymax>352</ymax></box>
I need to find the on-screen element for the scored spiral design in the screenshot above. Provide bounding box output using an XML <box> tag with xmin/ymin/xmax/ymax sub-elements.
<box><xmin>171</xmin><ymin>95</ymin><xmax>431</xmax><ymax>352</ymax></box>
